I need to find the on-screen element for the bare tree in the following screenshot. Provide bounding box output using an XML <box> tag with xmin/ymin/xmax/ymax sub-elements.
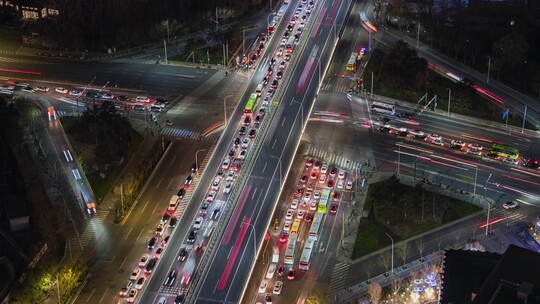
<box><xmin>416</xmin><ymin>239</ymin><xmax>425</xmax><ymax>261</ymax></box>
<box><xmin>379</xmin><ymin>251</ymin><xmax>392</xmax><ymax>274</ymax></box>
<box><xmin>368</xmin><ymin>282</ymin><xmax>382</xmax><ymax>304</ymax></box>
<box><xmin>397</xmin><ymin>242</ymin><xmax>409</xmax><ymax>267</ymax></box>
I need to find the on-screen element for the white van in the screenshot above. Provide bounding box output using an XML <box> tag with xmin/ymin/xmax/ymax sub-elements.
<box><xmin>271</xmin><ymin>246</ymin><xmax>279</xmax><ymax>263</ymax></box>
<box><xmin>255</xmin><ymin>83</ymin><xmax>263</xmax><ymax>96</ymax></box>
<box><xmin>169</xmin><ymin>195</ymin><xmax>179</xmax><ymax>211</ymax></box>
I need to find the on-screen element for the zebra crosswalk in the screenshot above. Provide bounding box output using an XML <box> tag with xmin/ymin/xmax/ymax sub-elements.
<box><xmin>328</xmin><ymin>262</ymin><xmax>350</xmax><ymax>294</ymax></box>
<box><xmin>69</xmin><ymin>209</ymin><xmax>111</xmax><ymax>255</ymax></box>
<box><xmin>321</xmin><ymin>78</ymin><xmax>353</xmax><ymax>93</ymax></box>
<box><xmin>306</xmin><ymin>144</ymin><xmax>362</xmax><ymax>171</ymax></box>
<box><xmin>161</xmin><ymin>126</ymin><xmax>201</xmax><ymax>139</ymax></box>
<box><xmin>489</xmin><ymin>207</ymin><xmax>529</xmax><ymax>227</ymax></box>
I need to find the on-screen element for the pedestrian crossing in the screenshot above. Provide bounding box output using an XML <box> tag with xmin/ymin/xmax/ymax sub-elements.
<box><xmin>306</xmin><ymin>144</ymin><xmax>363</xmax><ymax>171</ymax></box>
<box><xmin>70</xmin><ymin>209</ymin><xmax>111</xmax><ymax>254</ymax></box>
<box><xmin>488</xmin><ymin>207</ymin><xmax>529</xmax><ymax>228</ymax></box>
<box><xmin>161</xmin><ymin>126</ymin><xmax>201</xmax><ymax>139</ymax></box>
<box><xmin>321</xmin><ymin>78</ymin><xmax>353</xmax><ymax>93</ymax></box>
<box><xmin>328</xmin><ymin>262</ymin><xmax>350</xmax><ymax>294</ymax></box>
<box><xmin>159</xmin><ymin>285</ymin><xmax>188</xmax><ymax>296</ymax></box>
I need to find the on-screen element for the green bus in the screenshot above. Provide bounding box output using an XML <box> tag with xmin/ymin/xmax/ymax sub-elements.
<box><xmin>244</xmin><ymin>93</ymin><xmax>258</xmax><ymax>115</ymax></box>
<box><xmin>490</xmin><ymin>144</ymin><xmax>519</xmax><ymax>160</ymax></box>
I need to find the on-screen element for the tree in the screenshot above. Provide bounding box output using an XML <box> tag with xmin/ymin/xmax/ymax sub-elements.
<box><xmin>492</xmin><ymin>32</ymin><xmax>529</xmax><ymax>82</ymax></box>
<box><xmin>368</xmin><ymin>282</ymin><xmax>382</xmax><ymax>304</ymax></box>
<box><xmin>397</xmin><ymin>242</ymin><xmax>409</xmax><ymax>267</ymax></box>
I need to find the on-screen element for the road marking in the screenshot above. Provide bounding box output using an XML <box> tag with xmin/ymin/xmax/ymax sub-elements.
<box><xmin>136</xmin><ymin>229</ymin><xmax>144</xmax><ymax>242</ymax></box>
<box><xmin>251</xmin><ymin>188</ymin><xmax>258</xmax><ymax>199</ymax></box>
<box><xmin>86</xmin><ymin>288</ymin><xmax>96</xmax><ymax>303</ymax></box>
<box><xmin>119</xmin><ymin>256</ymin><xmax>128</xmax><ymax>270</ymax></box>
<box><xmin>262</xmin><ymin>161</ymin><xmax>268</xmax><ymax>173</ymax></box>
<box><xmin>98</xmin><ymin>288</ymin><xmax>109</xmax><ymax>303</ymax></box>
<box><xmin>140</xmin><ymin>200</ymin><xmax>150</xmax><ymax>213</ymax></box>
<box><xmin>156</xmin><ymin>177</ymin><xmax>163</xmax><ymax>188</ymax></box>
<box><xmin>281</xmin><ymin>117</ymin><xmax>287</xmax><ymax>127</ymax></box>
<box><xmin>124</xmin><ymin>226</ymin><xmax>134</xmax><ymax>240</ymax></box>
<box><xmin>152</xmin><ymin>202</ymin><xmax>160</xmax><ymax>214</ymax></box>
<box><xmin>272</xmin><ymin>138</ymin><xmax>278</xmax><ymax>149</ymax></box>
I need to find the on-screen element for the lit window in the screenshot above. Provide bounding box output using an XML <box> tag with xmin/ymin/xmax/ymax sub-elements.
<box><xmin>22</xmin><ymin>10</ymin><xmax>39</xmax><ymax>19</ymax></box>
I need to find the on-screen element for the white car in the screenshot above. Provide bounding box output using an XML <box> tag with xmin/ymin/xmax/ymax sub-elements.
<box><xmin>136</xmin><ymin>96</ymin><xmax>150</xmax><ymax>103</ymax></box>
<box><xmin>285</xmin><ymin>209</ymin><xmax>294</xmax><ymax>221</ymax></box>
<box><xmin>303</xmin><ymin>192</ymin><xmax>311</xmax><ymax>203</ymax></box>
<box><xmin>338</xmin><ymin>171</ymin><xmax>346</xmax><ymax>180</ymax></box>
<box><xmin>241</xmin><ymin>138</ymin><xmax>250</xmax><ymax>149</ymax></box>
<box><xmin>297</xmin><ymin>210</ymin><xmax>305</xmax><ymax>219</ymax></box>
<box><xmin>69</xmin><ymin>90</ymin><xmax>82</xmax><ymax>96</ymax></box>
<box><xmin>321</xmin><ymin>164</ymin><xmax>328</xmax><ymax>174</ymax></box>
<box><xmin>222</xmin><ymin>158</ymin><xmax>231</xmax><ymax>169</ymax></box>
<box><xmin>310</xmin><ymin>201</ymin><xmax>317</xmax><ymax>211</ymax></box>
<box><xmin>138</xmin><ymin>254</ymin><xmax>149</xmax><ymax>267</ymax></box>
<box><xmin>346</xmin><ymin>180</ymin><xmax>353</xmax><ymax>190</ymax></box>
<box><xmin>206</xmin><ymin>191</ymin><xmax>217</xmax><ymax>202</ymax></box>
<box><xmin>277</xmin><ymin>48</ymin><xmax>283</xmax><ymax>56</ymax></box>
<box><xmin>211</xmin><ymin>176</ymin><xmax>222</xmax><ymax>190</ymax></box>
<box><xmin>283</xmin><ymin>221</ymin><xmax>291</xmax><ymax>231</ymax></box>
<box><xmin>313</xmin><ymin>191</ymin><xmax>321</xmax><ymax>200</ymax></box>
<box><xmin>337</xmin><ymin>180</ymin><xmax>344</xmax><ymax>189</ymax></box>
<box><xmin>55</xmin><ymin>87</ymin><xmax>68</xmax><ymax>94</ymax></box>
<box><xmin>237</xmin><ymin>150</ymin><xmax>247</xmax><ymax>160</ymax></box>
<box><xmin>129</xmin><ymin>267</ymin><xmax>141</xmax><ymax>280</ymax></box>
<box><xmin>134</xmin><ymin>277</ymin><xmax>146</xmax><ymax>289</ymax></box>
<box><xmin>33</xmin><ymin>86</ymin><xmax>49</xmax><ymax>92</ymax></box>
<box><xmin>193</xmin><ymin>217</ymin><xmax>204</xmax><ymax>229</ymax></box>
<box><xmin>258</xmin><ymin>280</ymin><xmax>268</xmax><ymax>293</ymax></box>
<box><xmin>224</xmin><ymin>182</ymin><xmax>233</xmax><ymax>194</ymax></box>
<box><xmin>502</xmin><ymin>201</ymin><xmax>518</xmax><ymax>210</ymax></box>
<box><xmin>290</xmin><ymin>199</ymin><xmax>299</xmax><ymax>209</ymax></box>
<box><xmin>273</xmin><ymin>281</ymin><xmax>283</xmax><ymax>295</ymax></box>
<box><xmin>266</xmin><ymin>263</ymin><xmax>277</xmax><ymax>279</ymax></box>
<box><xmin>318</xmin><ymin>174</ymin><xmax>326</xmax><ymax>184</ymax></box>
<box><xmin>226</xmin><ymin>170</ymin><xmax>235</xmax><ymax>182</ymax></box>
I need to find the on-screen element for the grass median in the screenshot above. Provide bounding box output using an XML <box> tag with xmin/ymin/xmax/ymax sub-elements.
<box><xmin>351</xmin><ymin>175</ymin><xmax>482</xmax><ymax>259</ymax></box>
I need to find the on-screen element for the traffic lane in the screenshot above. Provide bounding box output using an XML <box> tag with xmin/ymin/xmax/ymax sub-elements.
<box><xmin>76</xmin><ymin>140</ymin><xmax>208</xmax><ymax>304</ymax></box>
<box><xmin>195</xmin><ymin>0</ymin><xmax>350</xmax><ymax>299</ymax></box>
<box><xmin>0</xmin><ymin>58</ymin><xmax>213</xmax><ymax>95</ymax></box>
<box><xmin>146</xmin><ymin>0</ymin><xmax>304</xmax><ymax>300</ymax></box>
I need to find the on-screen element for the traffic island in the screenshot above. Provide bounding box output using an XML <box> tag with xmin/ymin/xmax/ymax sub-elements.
<box><xmin>351</xmin><ymin>175</ymin><xmax>483</xmax><ymax>259</ymax></box>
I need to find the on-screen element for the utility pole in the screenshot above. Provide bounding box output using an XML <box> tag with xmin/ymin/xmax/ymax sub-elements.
<box><xmin>473</xmin><ymin>166</ymin><xmax>478</xmax><ymax>197</ymax></box>
<box><xmin>522</xmin><ymin>104</ymin><xmax>528</xmax><ymax>133</ymax></box>
<box><xmin>487</xmin><ymin>56</ymin><xmax>491</xmax><ymax>84</ymax></box>
<box><xmin>224</xmin><ymin>95</ymin><xmax>232</xmax><ymax>127</ymax></box>
<box><xmin>215</xmin><ymin>7</ymin><xmax>219</xmax><ymax>31</ymax></box>
<box><xmin>447</xmin><ymin>88</ymin><xmax>451</xmax><ymax>116</ymax></box>
<box><xmin>120</xmin><ymin>183</ymin><xmax>124</xmax><ymax>210</ymax></box>
<box><xmin>371</xmin><ymin>71</ymin><xmax>374</xmax><ymax>98</ymax></box>
<box><xmin>416</xmin><ymin>22</ymin><xmax>420</xmax><ymax>48</ymax></box>
<box><xmin>385</xmin><ymin>233</ymin><xmax>394</xmax><ymax>274</ymax></box>
<box><xmin>166</xmin><ymin>19</ymin><xmax>170</xmax><ymax>41</ymax></box>
<box><xmin>242</xmin><ymin>29</ymin><xmax>246</xmax><ymax>56</ymax></box>
<box><xmin>163</xmin><ymin>40</ymin><xmax>168</xmax><ymax>64</ymax></box>
<box><xmin>397</xmin><ymin>146</ymin><xmax>401</xmax><ymax>175</ymax></box>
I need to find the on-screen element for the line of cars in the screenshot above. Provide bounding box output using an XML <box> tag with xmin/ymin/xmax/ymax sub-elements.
<box><xmin>258</xmin><ymin>157</ymin><xmax>352</xmax><ymax>303</ymax></box>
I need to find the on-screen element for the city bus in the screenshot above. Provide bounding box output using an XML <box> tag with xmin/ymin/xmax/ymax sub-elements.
<box><xmin>277</xmin><ymin>4</ymin><xmax>287</xmax><ymax>16</ymax></box>
<box><xmin>290</xmin><ymin>219</ymin><xmax>302</xmax><ymax>234</ymax></box>
<box><xmin>284</xmin><ymin>234</ymin><xmax>298</xmax><ymax>265</ymax></box>
<box><xmin>244</xmin><ymin>93</ymin><xmax>258</xmax><ymax>115</ymax></box>
<box><xmin>370</xmin><ymin>101</ymin><xmax>396</xmax><ymax>115</ymax></box>
<box><xmin>346</xmin><ymin>52</ymin><xmax>358</xmax><ymax>72</ymax></box>
<box><xmin>308</xmin><ymin>212</ymin><xmax>323</xmax><ymax>240</ymax></box>
<box><xmin>490</xmin><ymin>144</ymin><xmax>519</xmax><ymax>160</ymax></box>
<box><xmin>317</xmin><ymin>188</ymin><xmax>330</xmax><ymax>213</ymax></box>
<box><xmin>299</xmin><ymin>238</ymin><xmax>315</xmax><ymax>271</ymax></box>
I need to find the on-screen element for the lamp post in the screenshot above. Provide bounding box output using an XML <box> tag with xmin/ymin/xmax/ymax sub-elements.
<box><xmin>385</xmin><ymin>233</ymin><xmax>394</xmax><ymax>274</ymax></box>
<box><xmin>447</xmin><ymin>88</ymin><xmax>451</xmax><ymax>116</ymax></box>
<box><xmin>195</xmin><ymin>149</ymin><xmax>207</xmax><ymax>176</ymax></box>
<box><xmin>223</xmin><ymin>95</ymin><xmax>233</xmax><ymax>127</ymax></box>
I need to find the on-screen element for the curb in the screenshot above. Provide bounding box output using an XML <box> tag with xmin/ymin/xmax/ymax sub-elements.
<box><xmin>118</xmin><ymin>141</ymin><xmax>173</xmax><ymax>225</ymax></box>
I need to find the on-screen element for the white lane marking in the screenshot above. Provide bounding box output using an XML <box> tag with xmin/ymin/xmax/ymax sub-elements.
<box><xmin>98</xmin><ymin>288</ymin><xmax>109</xmax><ymax>303</ymax></box>
<box><xmin>124</xmin><ymin>226</ymin><xmax>134</xmax><ymax>240</ymax></box>
<box><xmin>119</xmin><ymin>256</ymin><xmax>128</xmax><ymax>270</ymax></box>
<box><xmin>140</xmin><ymin>200</ymin><xmax>150</xmax><ymax>213</ymax></box>
<box><xmin>251</xmin><ymin>188</ymin><xmax>259</xmax><ymax>199</ymax></box>
<box><xmin>272</xmin><ymin>138</ymin><xmax>278</xmax><ymax>149</ymax></box>
<box><xmin>262</xmin><ymin>162</ymin><xmax>268</xmax><ymax>173</ymax></box>
<box><xmin>281</xmin><ymin>117</ymin><xmax>287</xmax><ymax>127</ymax></box>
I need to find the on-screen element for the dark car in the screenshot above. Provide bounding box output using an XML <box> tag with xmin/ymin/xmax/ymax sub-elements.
<box><xmin>254</xmin><ymin>115</ymin><xmax>261</xmax><ymax>125</ymax></box>
<box><xmin>244</xmin><ymin>117</ymin><xmax>251</xmax><ymax>126</ymax></box>
<box><xmin>177</xmin><ymin>188</ymin><xmax>186</xmax><ymax>198</ymax></box>
<box><xmin>234</xmin><ymin>137</ymin><xmax>241</xmax><ymax>147</ymax></box>
<box><xmin>378</xmin><ymin>127</ymin><xmax>391</xmax><ymax>133</ymax></box>
<box><xmin>175</xmin><ymin>294</ymin><xmax>185</xmax><ymax>304</ymax></box>
<box><xmin>248</xmin><ymin>129</ymin><xmax>256</xmax><ymax>138</ymax></box>
<box><xmin>145</xmin><ymin>258</ymin><xmax>157</xmax><ymax>273</ymax></box>
<box><xmin>178</xmin><ymin>248</ymin><xmax>188</xmax><ymax>262</ymax></box>
<box><xmin>276</xmin><ymin>71</ymin><xmax>283</xmax><ymax>80</ymax></box>
<box><xmin>148</xmin><ymin>237</ymin><xmax>157</xmax><ymax>249</ymax></box>
<box><xmin>187</xmin><ymin>230</ymin><xmax>196</xmax><ymax>244</ymax></box>
<box><xmin>329</xmin><ymin>204</ymin><xmax>338</xmax><ymax>214</ymax></box>
<box><xmin>161</xmin><ymin>213</ymin><xmax>170</xmax><ymax>223</ymax></box>
<box><xmin>239</xmin><ymin>126</ymin><xmax>246</xmax><ymax>135</ymax></box>
<box><xmin>522</xmin><ymin>158</ymin><xmax>539</xmax><ymax>169</ymax></box>
<box><xmin>169</xmin><ymin>217</ymin><xmax>177</xmax><ymax>227</ymax></box>
<box><xmin>201</xmin><ymin>203</ymin><xmax>209</xmax><ymax>210</ymax></box>
<box><xmin>287</xmin><ymin>269</ymin><xmax>295</xmax><ymax>280</ymax></box>
<box><xmin>116</xmin><ymin>95</ymin><xmax>128</xmax><ymax>102</ymax></box>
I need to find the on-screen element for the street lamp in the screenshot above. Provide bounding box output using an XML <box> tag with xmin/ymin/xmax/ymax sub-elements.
<box><xmin>195</xmin><ymin>149</ymin><xmax>207</xmax><ymax>176</ymax></box>
<box><xmin>385</xmin><ymin>232</ymin><xmax>394</xmax><ymax>274</ymax></box>
<box><xmin>223</xmin><ymin>95</ymin><xmax>233</xmax><ymax>128</ymax></box>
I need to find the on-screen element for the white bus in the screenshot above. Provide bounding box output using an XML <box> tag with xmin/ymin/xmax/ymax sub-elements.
<box><xmin>308</xmin><ymin>212</ymin><xmax>324</xmax><ymax>241</ymax></box>
<box><xmin>299</xmin><ymin>238</ymin><xmax>315</xmax><ymax>271</ymax></box>
<box><xmin>284</xmin><ymin>234</ymin><xmax>298</xmax><ymax>265</ymax></box>
<box><xmin>370</xmin><ymin>102</ymin><xmax>396</xmax><ymax>115</ymax></box>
